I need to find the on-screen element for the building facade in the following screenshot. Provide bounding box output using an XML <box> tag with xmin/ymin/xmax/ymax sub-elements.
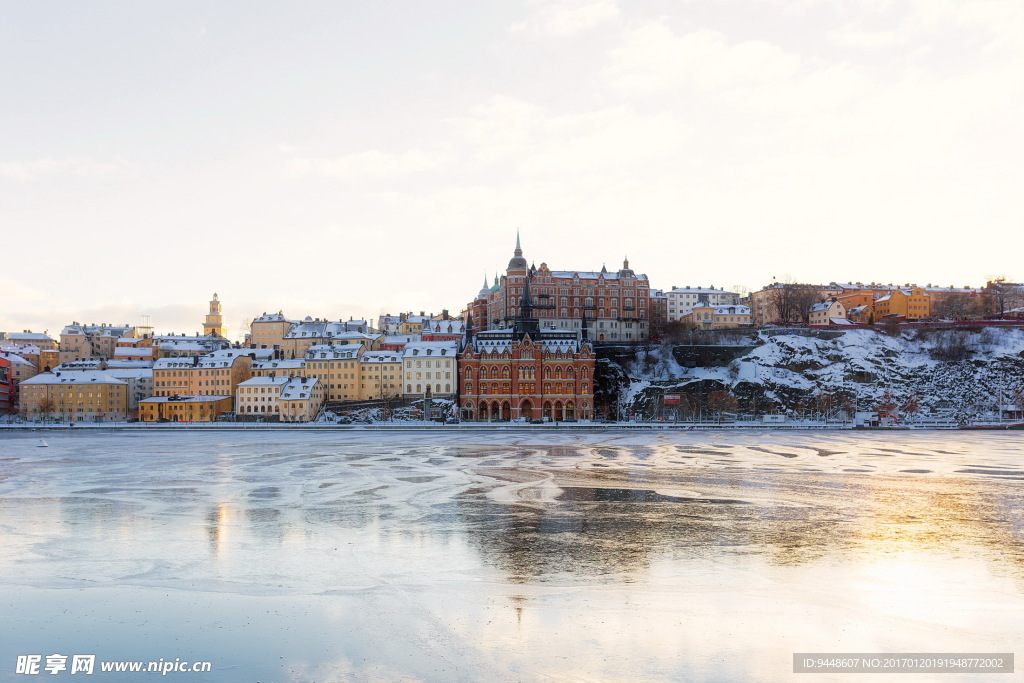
<box><xmin>19</xmin><ymin>371</ymin><xmax>130</xmax><ymax>422</ymax></box>
<box><xmin>139</xmin><ymin>396</ymin><xmax>233</xmax><ymax>422</ymax></box>
<box><xmin>470</xmin><ymin>237</ymin><xmax>653</xmax><ymax>343</ymax></box>
<box><xmin>666</xmin><ymin>287</ymin><xmax>740</xmax><ymax>322</ymax></box>
<box><xmin>458</xmin><ymin>326</ymin><xmax>595</xmax><ymax>422</ymax></box>
<box><xmin>203</xmin><ymin>293</ymin><xmax>227</xmax><ymax>338</ymax></box>
<box><xmin>402</xmin><ymin>341</ymin><xmax>458</xmax><ymax>398</ymax></box>
<box><xmin>280</xmin><ymin>377</ymin><xmax>323</xmax><ymax>422</ymax></box>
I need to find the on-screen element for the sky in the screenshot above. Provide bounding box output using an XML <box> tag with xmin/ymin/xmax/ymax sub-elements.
<box><xmin>2</xmin><ymin>0</ymin><xmax>1022</xmax><ymax>342</ymax></box>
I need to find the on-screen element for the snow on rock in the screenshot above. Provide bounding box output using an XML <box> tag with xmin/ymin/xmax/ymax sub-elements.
<box><xmin>610</xmin><ymin>327</ymin><xmax>1024</xmax><ymax>419</ymax></box>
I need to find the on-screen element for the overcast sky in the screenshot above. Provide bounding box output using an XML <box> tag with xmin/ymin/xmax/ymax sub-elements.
<box><xmin>2</xmin><ymin>0</ymin><xmax>1022</xmax><ymax>341</ymax></box>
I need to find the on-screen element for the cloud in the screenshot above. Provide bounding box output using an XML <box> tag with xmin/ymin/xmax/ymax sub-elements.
<box><xmin>0</xmin><ymin>158</ymin><xmax>120</xmax><ymax>182</ymax></box>
<box><xmin>284</xmin><ymin>148</ymin><xmax>451</xmax><ymax>182</ymax></box>
<box><xmin>510</xmin><ymin>0</ymin><xmax>620</xmax><ymax>37</ymax></box>
<box><xmin>604</xmin><ymin>21</ymin><xmax>871</xmax><ymax>114</ymax></box>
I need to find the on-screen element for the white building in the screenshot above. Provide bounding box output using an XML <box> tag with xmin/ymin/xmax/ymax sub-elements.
<box><xmin>666</xmin><ymin>286</ymin><xmax>740</xmax><ymax>322</ymax></box>
<box><xmin>402</xmin><ymin>341</ymin><xmax>458</xmax><ymax>398</ymax></box>
<box><xmin>236</xmin><ymin>376</ymin><xmax>290</xmax><ymax>418</ymax></box>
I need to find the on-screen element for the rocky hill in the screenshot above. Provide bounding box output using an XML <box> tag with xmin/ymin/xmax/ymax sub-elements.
<box><xmin>602</xmin><ymin>327</ymin><xmax>1024</xmax><ymax>422</ymax></box>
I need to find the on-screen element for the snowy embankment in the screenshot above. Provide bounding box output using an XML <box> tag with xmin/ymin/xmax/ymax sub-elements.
<box><xmin>615</xmin><ymin>327</ymin><xmax>1024</xmax><ymax>420</ymax></box>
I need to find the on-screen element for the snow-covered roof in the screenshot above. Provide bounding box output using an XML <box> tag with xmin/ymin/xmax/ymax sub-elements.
<box><xmin>402</xmin><ymin>341</ymin><xmax>458</xmax><ymax>358</ymax></box>
<box><xmin>114</xmin><ymin>347</ymin><xmax>154</xmax><ymax>357</ymax></box>
<box><xmin>0</xmin><ymin>352</ymin><xmax>35</xmax><ymax>368</ymax></box>
<box><xmin>383</xmin><ymin>334</ymin><xmax>420</xmax><ymax>344</ymax></box>
<box><xmin>53</xmin><ymin>360</ymin><xmax>104</xmax><ymax>371</ymax></box>
<box><xmin>668</xmin><ymin>287</ymin><xmax>737</xmax><ymax>296</ymax></box>
<box><xmin>238</xmin><ymin>376</ymin><xmax>289</xmax><ymax>387</ymax></box>
<box><xmin>549</xmin><ymin>270</ymin><xmax>648</xmax><ymax>282</ymax></box>
<box><xmin>153</xmin><ymin>357</ymin><xmax>199</xmax><ymax>369</ymax></box>
<box><xmin>4</xmin><ymin>332</ymin><xmax>54</xmax><ymax>342</ymax></box>
<box><xmin>1</xmin><ymin>343</ymin><xmax>41</xmax><ymax>355</ymax></box>
<box><xmin>252</xmin><ymin>359</ymin><xmax>306</xmax><ymax>371</ymax></box>
<box><xmin>253</xmin><ymin>312</ymin><xmax>296</xmax><ymax>323</ymax></box>
<box><xmin>361</xmin><ymin>351</ymin><xmax>402</xmax><ymax>363</ymax></box>
<box><xmin>104</xmin><ymin>368</ymin><xmax>153</xmax><ymax>381</ymax></box>
<box><xmin>422</xmin><ymin>319</ymin><xmax>466</xmax><ymax>335</ymax></box>
<box><xmin>281</xmin><ymin>377</ymin><xmax>320</xmax><ymax>400</ymax></box>
<box><xmin>105</xmin><ymin>359</ymin><xmax>155</xmax><ymax>369</ymax></box>
<box><xmin>470</xmin><ymin>328</ymin><xmax>584</xmax><ymax>354</ymax></box>
<box><xmin>286</xmin><ymin>320</ymin><xmax>369</xmax><ymax>338</ymax></box>
<box><xmin>61</xmin><ymin>324</ymin><xmax>133</xmax><ymax>337</ymax></box>
<box><xmin>305</xmin><ymin>343</ymin><xmax>363</xmax><ymax>359</ymax></box>
<box><xmin>21</xmin><ymin>371</ymin><xmax>127</xmax><ymax>386</ymax></box>
<box><xmin>711</xmin><ymin>305</ymin><xmax>750</xmax><ymax>315</ymax></box>
<box><xmin>829</xmin><ymin>318</ymin><xmax>856</xmax><ymax>325</ymax></box>
<box><xmin>196</xmin><ymin>349</ymin><xmax>263</xmax><ymax>368</ymax></box>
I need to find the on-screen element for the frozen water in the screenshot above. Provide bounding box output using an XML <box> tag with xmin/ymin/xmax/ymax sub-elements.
<box><xmin>1</xmin><ymin>430</ymin><xmax>1023</xmax><ymax>681</ymax></box>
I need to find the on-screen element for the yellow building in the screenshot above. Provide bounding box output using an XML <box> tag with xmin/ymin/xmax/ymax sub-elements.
<box><xmin>280</xmin><ymin>319</ymin><xmax>377</xmax><ymax>359</ymax></box>
<box><xmin>304</xmin><ymin>343</ymin><xmax>364</xmax><ymax>401</ymax></box>
<box><xmin>358</xmin><ymin>350</ymin><xmax>402</xmax><ymax>400</ymax></box>
<box><xmin>203</xmin><ymin>293</ymin><xmax>227</xmax><ymax>338</ymax></box>
<box><xmin>280</xmin><ymin>377</ymin><xmax>324</xmax><ymax>422</ymax></box>
<box><xmin>60</xmin><ymin>323</ymin><xmax>136</xmax><ymax>363</ymax></box>
<box><xmin>19</xmin><ymin>370</ymin><xmax>130</xmax><ymax>422</ymax></box>
<box><xmin>1</xmin><ymin>331</ymin><xmax>58</xmax><ymax>351</ymax></box>
<box><xmin>152</xmin><ymin>349</ymin><xmax>254</xmax><ymax>398</ymax></box>
<box><xmin>249</xmin><ymin>312</ymin><xmax>295</xmax><ymax>350</ymax></box>
<box><xmin>874</xmin><ymin>288</ymin><xmax>931</xmax><ymax>320</ymax></box>
<box><xmin>681</xmin><ymin>304</ymin><xmax>752</xmax><ymax>330</ymax></box>
<box><xmin>140</xmin><ymin>395</ymin><xmax>233</xmax><ymax>422</ymax></box>
<box><xmin>808</xmin><ymin>299</ymin><xmax>847</xmax><ymax>326</ymax></box>
<box><xmin>250</xmin><ymin>358</ymin><xmax>306</xmax><ymax>378</ymax></box>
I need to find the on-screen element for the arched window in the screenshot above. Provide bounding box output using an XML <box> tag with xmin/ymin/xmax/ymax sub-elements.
<box><xmin>555</xmin><ymin>366</ymin><xmax>562</xmax><ymax>379</ymax></box>
<box><xmin>544</xmin><ymin>367</ymin><xmax>551</xmax><ymax>379</ymax></box>
<box><xmin>445</xmin><ymin>384</ymin><xmax>450</xmax><ymax>393</ymax></box>
<box><xmin>502</xmin><ymin>367</ymin><xmax>510</xmax><ymax>379</ymax></box>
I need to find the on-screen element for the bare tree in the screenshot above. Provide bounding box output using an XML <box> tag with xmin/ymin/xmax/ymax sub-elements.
<box><xmin>814</xmin><ymin>391</ymin><xmax>834</xmax><ymax>417</ymax></box>
<box><xmin>902</xmin><ymin>393</ymin><xmax>921</xmax><ymax>423</ymax></box>
<box><xmin>986</xmin><ymin>277</ymin><xmax>1024</xmax><ymax>317</ymax></box>
<box><xmin>875</xmin><ymin>389</ymin><xmax>898</xmax><ymax>416</ymax></box>
<box><xmin>766</xmin><ymin>281</ymin><xmax>821</xmax><ymax>324</ymax></box>
<box><xmin>706</xmin><ymin>390</ymin><xmax>738</xmax><ymax>420</ymax></box>
<box><xmin>934</xmin><ymin>292</ymin><xmax>987</xmax><ymax>320</ymax></box>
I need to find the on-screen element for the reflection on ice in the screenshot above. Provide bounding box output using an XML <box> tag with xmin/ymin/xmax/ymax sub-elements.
<box><xmin>1</xmin><ymin>429</ymin><xmax>1023</xmax><ymax>681</ymax></box>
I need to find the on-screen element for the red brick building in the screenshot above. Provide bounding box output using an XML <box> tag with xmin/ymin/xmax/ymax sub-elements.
<box><xmin>469</xmin><ymin>236</ymin><xmax>654</xmax><ymax>343</ymax></box>
<box><xmin>0</xmin><ymin>356</ymin><xmax>14</xmax><ymax>414</ymax></box>
<box><xmin>458</xmin><ymin>326</ymin><xmax>596</xmax><ymax>422</ymax></box>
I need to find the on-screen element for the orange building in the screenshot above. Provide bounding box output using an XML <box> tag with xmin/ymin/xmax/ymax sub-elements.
<box><xmin>874</xmin><ymin>288</ymin><xmax>931</xmax><ymax>320</ymax></box>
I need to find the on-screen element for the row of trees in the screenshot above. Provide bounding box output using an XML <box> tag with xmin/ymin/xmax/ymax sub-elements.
<box><xmin>651</xmin><ymin>388</ymin><xmax>934</xmax><ymax>421</ymax></box>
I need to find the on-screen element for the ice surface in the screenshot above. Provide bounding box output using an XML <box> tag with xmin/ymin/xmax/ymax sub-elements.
<box><xmin>1</xmin><ymin>430</ymin><xmax>1023</xmax><ymax>681</ymax></box>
